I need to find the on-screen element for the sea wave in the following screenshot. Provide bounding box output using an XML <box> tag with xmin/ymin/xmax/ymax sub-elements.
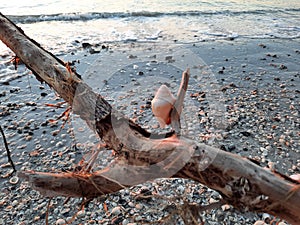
<box><xmin>8</xmin><ymin>8</ymin><xmax>300</xmax><ymax>23</ymax></box>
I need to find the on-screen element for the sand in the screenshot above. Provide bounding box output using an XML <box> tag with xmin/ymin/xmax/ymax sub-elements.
<box><xmin>0</xmin><ymin>38</ymin><xmax>299</xmax><ymax>224</ymax></box>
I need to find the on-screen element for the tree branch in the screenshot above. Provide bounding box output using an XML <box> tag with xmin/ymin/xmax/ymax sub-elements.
<box><xmin>0</xmin><ymin>125</ymin><xmax>16</xmax><ymax>174</ymax></box>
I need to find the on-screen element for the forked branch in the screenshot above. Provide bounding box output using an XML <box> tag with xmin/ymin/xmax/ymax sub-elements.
<box><xmin>0</xmin><ymin>13</ymin><xmax>299</xmax><ymax>225</ymax></box>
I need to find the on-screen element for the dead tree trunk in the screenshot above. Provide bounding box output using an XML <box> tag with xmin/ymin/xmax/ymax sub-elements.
<box><xmin>0</xmin><ymin>13</ymin><xmax>299</xmax><ymax>225</ymax></box>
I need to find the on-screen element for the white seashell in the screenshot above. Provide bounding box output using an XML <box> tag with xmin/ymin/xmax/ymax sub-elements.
<box><xmin>9</xmin><ymin>176</ymin><xmax>19</xmax><ymax>185</ymax></box>
<box><xmin>277</xmin><ymin>222</ymin><xmax>287</xmax><ymax>225</ymax></box>
<box><xmin>290</xmin><ymin>173</ymin><xmax>300</xmax><ymax>182</ymax></box>
<box><xmin>151</xmin><ymin>85</ymin><xmax>176</xmax><ymax>128</ymax></box>
<box><xmin>262</xmin><ymin>213</ymin><xmax>271</xmax><ymax>221</ymax></box>
<box><xmin>253</xmin><ymin>220</ymin><xmax>267</xmax><ymax>225</ymax></box>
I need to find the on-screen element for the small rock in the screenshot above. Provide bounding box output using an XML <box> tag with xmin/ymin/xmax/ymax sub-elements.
<box><xmin>55</xmin><ymin>141</ymin><xmax>64</xmax><ymax>148</ymax></box>
<box><xmin>277</xmin><ymin>222</ymin><xmax>287</xmax><ymax>225</ymax></box>
<box><xmin>25</xmin><ymin>101</ymin><xmax>37</xmax><ymax>106</ymax></box>
<box><xmin>12</xmin><ymin>200</ymin><xmax>18</xmax><ymax>207</ymax></box>
<box><xmin>34</xmin><ymin>216</ymin><xmax>40</xmax><ymax>221</ymax></box>
<box><xmin>262</xmin><ymin>213</ymin><xmax>271</xmax><ymax>222</ymax></box>
<box><xmin>25</xmin><ymin>135</ymin><xmax>33</xmax><ymax>141</ymax></box>
<box><xmin>134</xmin><ymin>215</ymin><xmax>143</xmax><ymax>222</ymax></box>
<box><xmin>77</xmin><ymin>210</ymin><xmax>85</xmax><ymax>218</ymax></box>
<box><xmin>111</xmin><ymin>206</ymin><xmax>121</xmax><ymax>215</ymax></box>
<box><xmin>290</xmin><ymin>174</ymin><xmax>300</xmax><ymax>182</ymax></box>
<box><xmin>135</xmin><ymin>203</ymin><xmax>143</xmax><ymax>210</ymax></box>
<box><xmin>279</xmin><ymin>64</ymin><xmax>287</xmax><ymax>70</ymax></box>
<box><xmin>56</xmin><ymin>219</ymin><xmax>66</xmax><ymax>225</ymax></box>
<box><xmin>61</xmin><ymin>207</ymin><xmax>70</xmax><ymax>215</ymax></box>
<box><xmin>82</xmin><ymin>42</ymin><xmax>92</xmax><ymax>48</ymax></box>
<box><xmin>259</xmin><ymin>44</ymin><xmax>266</xmax><ymax>48</ymax></box>
<box><xmin>253</xmin><ymin>220</ymin><xmax>266</xmax><ymax>225</ymax></box>
<box><xmin>128</xmin><ymin>202</ymin><xmax>135</xmax><ymax>207</ymax></box>
<box><xmin>209</xmin><ymin>197</ymin><xmax>218</xmax><ymax>204</ymax></box>
<box><xmin>165</xmin><ymin>56</ymin><xmax>173</xmax><ymax>61</ymax></box>
<box><xmin>177</xmin><ymin>185</ymin><xmax>185</xmax><ymax>193</ymax></box>
<box><xmin>240</xmin><ymin>131</ymin><xmax>252</xmax><ymax>137</ymax></box>
<box><xmin>139</xmin><ymin>186</ymin><xmax>151</xmax><ymax>194</ymax></box>
<box><xmin>52</xmin><ymin>130</ymin><xmax>60</xmax><ymax>136</ymax></box>
<box><xmin>128</xmin><ymin>54</ymin><xmax>137</xmax><ymax>59</ymax></box>
<box><xmin>0</xmin><ymin>91</ymin><xmax>6</xmax><ymax>97</ymax></box>
<box><xmin>221</xmin><ymin>204</ymin><xmax>231</xmax><ymax>211</ymax></box>
<box><xmin>228</xmin><ymin>144</ymin><xmax>236</xmax><ymax>151</ymax></box>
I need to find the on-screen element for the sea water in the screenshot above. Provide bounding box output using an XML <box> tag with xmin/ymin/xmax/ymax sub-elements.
<box><xmin>0</xmin><ymin>0</ymin><xmax>299</xmax><ymax>81</ymax></box>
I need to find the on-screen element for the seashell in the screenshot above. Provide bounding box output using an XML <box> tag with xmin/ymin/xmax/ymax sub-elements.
<box><xmin>253</xmin><ymin>220</ymin><xmax>267</xmax><ymax>225</ymax></box>
<box><xmin>151</xmin><ymin>85</ymin><xmax>176</xmax><ymax>128</ymax></box>
<box><xmin>9</xmin><ymin>176</ymin><xmax>19</xmax><ymax>185</ymax></box>
<box><xmin>290</xmin><ymin>173</ymin><xmax>300</xmax><ymax>182</ymax></box>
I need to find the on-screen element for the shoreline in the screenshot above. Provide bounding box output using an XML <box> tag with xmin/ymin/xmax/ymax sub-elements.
<box><xmin>0</xmin><ymin>38</ymin><xmax>299</xmax><ymax>224</ymax></box>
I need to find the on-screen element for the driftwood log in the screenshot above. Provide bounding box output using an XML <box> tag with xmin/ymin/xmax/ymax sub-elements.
<box><xmin>0</xmin><ymin>13</ymin><xmax>299</xmax><ymax>224</ymax></box>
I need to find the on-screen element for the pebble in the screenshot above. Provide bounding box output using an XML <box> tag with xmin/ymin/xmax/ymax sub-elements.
<box><xmin>177</xmin><ymin>185</ymin><xmax>185</xmax><ymax>193</ymax></box>
<box><xmin>262</xmin><ymin>213</ymin><xmax>271</xmax><ymax>222</ymax></box>
<box><xmin>128</xmin><ymin>54</ymin><xmax>137</xmax><ymax>59</ymax></box>
<box><xmin>209</xmin><ymin>197</ymin><xmax>219</xmax><ymax>204</ymax></box>
<box><xmin>56</xmin><ymin>218</ymin><xmax>66</xmax><ymax>225</ymax></box>
<box><xmin>52</xmin><ymin>130</ymin><xmax>60</xmax><ymax>136</ymax></box>
<box><xmin>278</xmin><ymin>222</ymin><xmax>287</xmax><ymax>225</ymax></box>
<box><xmin>228</xmin><ymin>144</ymin><xmax>236</xmax><ymax>151</ymax></box>
<box><xmin>290</xmin><ymin>174</ymin><xmax>300</xmax><ymax>182</ymax></box>
<box><xmin>77</xmin><ymin>210</ymin><xmax>85</xmax><ymax>218</ymax></box>
<box><xmin>61</xmin><ymin>207</ymin><xmax>70</xmax><ymax>215</ymax></box>
<box><xmin>128</xmin><ymin>202</ymin><xmax>135</xmax><ymax>207</ymax></box>
<box><xmin>253</xmin><ymin>221</ymin><xmax>266</xmax><ymax>225</ymax></box>
<box><xmin>134</xmin><ymin>215</ymin><xmax>143</xmax><ymax>221</ymax></box>
<box><xmin>55</xmin><ymin>141</ymin><xmax>64</xmax><ymax>148</ymax></box>
<box><xmin>111</xmin><ymin>206</ymin><xmax>121</xmax><ymax>215</ymax></box>
<box><xmin>135</xmin><ymin>203</ymin><xmax>143</xmax><ymax>210</ymax></box>
<box><xmin>12</xmin><ymin>200</ymin><xmax>18</xmax><ymax>207</ymax></box>
<box><xmin>25</xmin><ymin>135</ymin><xmax>33</xmax><ymax>141</ymax></box>
<box><xmin>17</xmin><ymin>144</ymin><xmax>27</xmax><ymax>149</ymax></box>
<box><xmin>221</xmin><ymin>204</ymin><xmax>231</xmax><ymax>211</ymax></box>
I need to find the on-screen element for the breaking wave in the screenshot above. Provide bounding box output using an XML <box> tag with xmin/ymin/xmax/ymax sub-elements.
<box><xmin>8</xmin><ymin>8</ymin><xmax>300</xmax><ymax>23</ymax></box>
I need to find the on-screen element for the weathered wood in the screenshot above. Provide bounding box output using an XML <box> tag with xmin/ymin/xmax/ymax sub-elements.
<box><xmin>170</xmin><ymin>68</ymin><xmax>190</xmax><ymax>135</ymax></box>
<box><xmin>1</xmin><ymin>13</ymin><xmax>300</xmax><ymax>225</ymax></box>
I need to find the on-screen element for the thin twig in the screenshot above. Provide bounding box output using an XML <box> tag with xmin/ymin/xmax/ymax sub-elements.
<box><xmin>170</xmin><ymin>68</ymin><xmax>190</xmax><ymax>135</ymax></box>
<box><xmin>45</xmin><ymin>197</ymin><xmax>52</xmax><ymax>225</ymax></box>
<box><xmin>0</xmin><ymin>125</ymin><xmax>16</xmax><ymax>173</ymax></box>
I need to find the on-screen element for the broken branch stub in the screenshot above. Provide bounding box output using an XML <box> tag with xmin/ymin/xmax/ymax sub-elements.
<box><xmin>170</xmin><ymin>68</ymin><xmax>190</xmax><ymax>135</ymax></box>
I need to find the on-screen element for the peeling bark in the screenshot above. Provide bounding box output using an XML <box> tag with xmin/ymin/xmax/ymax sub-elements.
<box><xmin>1</xmin><ymin>13</ymin><xmax>300</xmax><ymax>225</ymax></box>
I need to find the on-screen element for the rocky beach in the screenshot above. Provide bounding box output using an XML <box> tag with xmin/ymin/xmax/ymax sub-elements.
<box><xmin>0</xmin><ymin>37</ymin><xmax>299</xmax><ymax>224</ymax></box>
